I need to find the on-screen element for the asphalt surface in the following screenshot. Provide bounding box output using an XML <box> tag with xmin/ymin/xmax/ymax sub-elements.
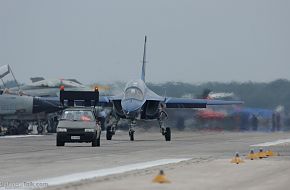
<box><xmin>0</xmin><ymin>129</ymin><xmax>290</xmax><ymax>190</ymax></box>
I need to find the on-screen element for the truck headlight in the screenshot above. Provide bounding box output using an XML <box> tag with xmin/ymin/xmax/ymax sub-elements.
<box><xmin>85</xmin><ymin>129</ymin><xmax>95</xmax><ymax>132</ymax></box>
<box><xmin>57</xmin><ymin>128</ymin><xmax>67</xmax><ymax>132</ymax></box>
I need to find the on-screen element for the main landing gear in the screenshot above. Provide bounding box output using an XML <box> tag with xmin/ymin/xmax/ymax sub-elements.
<box><xmin>106</xmin><ymin>116</ymin><xmax>118</xmax><ymax>140</ymax></box>
<box><xmin>106</xmin><ymin>109</ymin><xmax>171</xmax><ymax>141</ymax></box>
<box><xmin>106</xmin><ymin>124</ymin><xmax>117</xmax><ymax>140</ymax></box>
<box><xmin>163</xmin><ymin>127</ymin><xmax>171</xmax><ymax>141</ymax></box>
<box><xmin>159</xmin><ymin>110</ymin><xmax>170</xmax><ymax>141</ymax></box>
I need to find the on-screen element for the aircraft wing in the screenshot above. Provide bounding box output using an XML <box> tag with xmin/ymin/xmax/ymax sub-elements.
<box><xmin>98</xmin><ymin>96</ymin><xmax>112</xmax><ymax>106</ymax></box>
<box><xmin>164</xmin><ymin>97</ymin><xmax>243</xmax><ymax>108</ymax></box>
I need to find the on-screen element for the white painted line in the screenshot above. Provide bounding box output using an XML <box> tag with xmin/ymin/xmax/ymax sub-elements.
<box><xmin>251</xmin><ymin>138</ymin><xmax>290</xmax><ymax>147</ymax></box>
<box><xmin>0</xmin><ymin>135</ymin><xmax>44</xmax><ymax>139</ymax></box>
<box><xmin>33</xmin><ymin>158</ymin><xmax>190</xmax><ymax>188</ymax></box>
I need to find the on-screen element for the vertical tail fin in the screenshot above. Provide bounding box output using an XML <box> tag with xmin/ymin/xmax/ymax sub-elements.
<box><xmin>141</xmin><ymin>35</ymin><xmax>147</xmax><ymax>82</ymax></box>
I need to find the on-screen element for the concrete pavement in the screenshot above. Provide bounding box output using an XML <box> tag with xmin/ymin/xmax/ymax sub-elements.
<box><xmin>0</xmin><ymin>130</ymin><xmax>289</xmax><ymax>189</ymax></box>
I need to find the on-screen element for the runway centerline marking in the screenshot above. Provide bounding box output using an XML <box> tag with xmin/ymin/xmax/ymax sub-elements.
<box><xmin>251</xmin><ymin>138</ymin><xmax>290</xmax><ymax>147</ymax></box>
<box><xmin>0</xmin><ymin>135</ymin><xmax>44</xmax><ymax>139</ymax></box>
<box><xmin>32</xmin><ymin>158</ymin><xmax>190</xmax><ymax>188</ymax></box>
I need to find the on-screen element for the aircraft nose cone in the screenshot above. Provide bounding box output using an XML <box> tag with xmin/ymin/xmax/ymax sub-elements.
<box><xmin>121</xmin><ymin>99</ymin><xmax>143</xmax><ymax>115</ymax></box>
<box><xmin>33</xmin><ymin>97</ymin><xmax>62</xmax><ymax>114</ymax></box>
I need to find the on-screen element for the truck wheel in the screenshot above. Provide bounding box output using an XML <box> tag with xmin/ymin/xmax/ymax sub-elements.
<box><xmin>93</xmin><ymin>130</ymin><xmax>101</xmax><ymax>147</ymax></box>
<box><xmin>97</xmin><ymin>131</ymin><xmax>101</xmax><ymax>146</ymax></box>
<box><xmin>92</xmin><ymin>135</ymin><xmax>100</xmax><ymax>147</ymax></box>
<box><xmin>106</xmin><ymin>127</ymin><xmax>112</xmax><ymax>140</ymax></box>
<box><xmin>17</xmin><ymin>123</ymin><xmax>28</xmax><ymax>135</ymax></box>
<box><xmin>8</xmin><ymin>126</ymin><xmax>17</xmax><ymax>135</ymax></box>
<box><xmin>96</xmin><ymin>137</ymin><xmax>101</xmax><ymax>147</ymax></box>
<box><xmin>56</xmin><ymin>138</ymin><xmax>65</xmax><ymax>146</ymax></box>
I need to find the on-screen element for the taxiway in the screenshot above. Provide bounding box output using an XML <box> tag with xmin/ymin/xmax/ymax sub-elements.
<box><xmin>0</xmin><ymin>130</ymin><xmax>289</xmax><ymax>190</ymax></box>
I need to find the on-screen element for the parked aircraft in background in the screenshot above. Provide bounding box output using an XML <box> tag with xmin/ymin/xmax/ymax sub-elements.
<box><xmin>0</xmin><ymin>65</ymin><xmax>64</xmax><ymax>134</ymax></box>
<box><xmin>0</xmin><ymin>92</ymin><xmax>61</xmax><ymax>135</ymax></box>
<box><xmin>8</xmin><ymin>78</ymin><xmax>90</xmax><ymax>97</ymax></box>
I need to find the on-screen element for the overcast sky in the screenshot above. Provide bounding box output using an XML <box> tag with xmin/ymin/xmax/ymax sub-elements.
<box><xmin>0</xmin><ymin>0</ymin><xmax>289</xmax><ymax>84</ymax></box>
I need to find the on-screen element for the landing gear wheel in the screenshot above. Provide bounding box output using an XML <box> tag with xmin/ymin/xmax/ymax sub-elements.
<box><xmin>96</xmin><ymin>131</ymin><xmax>101</xmax><ymax>147</ymax></box>
<box><xmin>164</xmin><ymin>127</ymin><xmax>171</xmax><ymax>141</ymax></box>
<box><xmin>8</xmin><ymin>126</ymin><xmax>17</xmax><ymax>135</ymax></box>
<box><xmin>37</xmin><ymin>126</ymin><xmax>44</xmax><ymax>134</ymax></box>
<box><xmin>92</xmin><ymin>135</ymin><xmax>100</xmax><ymax>147</ymax></box>
<box><xmin>106</xmin><ymin>127</ymin><xmax>113</xmax><ymax>140</ymax></box>
<box><xmin>129</xmin><ymin>131</ymin><xmax>134</xmax><ymax>141</ymax></box>
<box><xmin>17</xmin><ymin>124</ymin><xmax>28</xmax><ymax>135</ymax></box>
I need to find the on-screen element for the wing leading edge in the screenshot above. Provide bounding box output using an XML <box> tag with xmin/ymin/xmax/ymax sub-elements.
<box><xmin>164</xmin><ymin>97</ymin><xmax>243</xmax><ymax>108</ymax></box>
<box><xmin>98</xmin><ymin>96</ymin><xmax>243</xmax><ymax>108</ymax></box>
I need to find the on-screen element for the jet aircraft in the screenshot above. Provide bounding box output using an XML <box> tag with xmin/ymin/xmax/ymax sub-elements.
<box><xmin>0</xmin><ymin>92</ymin><xmax>61</xmax><ymax>135</ymax></box>
<box><xmin>8</xmin><ymin>78</ymin><xmax>89</xmax><ymax>97</ymax></box>
<box><xmin>99</xmin><ymin>36</ymin><xmax>243</xmax><ymax>141</ymax></box>
<box><xmin>0</xmin><ymin>65</ymin><xmax>63</xmax><ymax>134</ymax></box>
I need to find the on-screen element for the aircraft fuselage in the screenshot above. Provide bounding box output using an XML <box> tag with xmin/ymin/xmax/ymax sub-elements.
<box><xmin>118</xmin><ymin>79</ymin><xmax>163</xmax><ymax>121</ymax></box>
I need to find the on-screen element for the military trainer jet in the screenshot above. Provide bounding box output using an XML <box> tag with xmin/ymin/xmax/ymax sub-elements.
<box><xmin>99</xmin><ymin>36</ymin><xmax>243</xmax><ymax>141</ymax></box>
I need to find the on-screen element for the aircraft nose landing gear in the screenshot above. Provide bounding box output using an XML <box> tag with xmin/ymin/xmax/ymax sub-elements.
<box><xmin>129</xmin><ymin>120</ymin><xmax>136</xmax><ymax>141</ymax></box>
<box><xmin>129</xmin><ymin>130</ymin><xmax>135</xmax><ymax>141</ymax></box>
<box><xmin>164</xmin><ymin>127</ymin><xmax>171</xmax><ymax>141</ymax></box>
<box><xmin>161</xmin><ymin>127</ymin><xmax>171</xmax><ymax>141</ymax></box>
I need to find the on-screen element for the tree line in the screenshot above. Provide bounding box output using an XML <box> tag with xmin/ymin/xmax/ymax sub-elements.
<box><xmin>148</xmin><ymin>79</ymin><xmax>290</xmax><ymax>112</ymax></box>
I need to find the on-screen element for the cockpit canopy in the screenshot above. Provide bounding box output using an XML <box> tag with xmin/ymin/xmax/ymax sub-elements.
<box><xmin>124</xmin><ymin>87</ymin><xmax>144</xmax><ymax>101</ymax></box>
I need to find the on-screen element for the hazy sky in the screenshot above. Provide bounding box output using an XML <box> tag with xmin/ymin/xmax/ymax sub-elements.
<box><xmin>0</xmin><ymin>0</ymin><xmax>289</xmax><ymax>84</ymax></box>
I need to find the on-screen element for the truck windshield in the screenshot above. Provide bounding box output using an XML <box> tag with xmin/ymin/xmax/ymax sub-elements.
<box><xmin>61</xmin><ymin>110</ymin><xmax>95</xmax><ymax>121</ymax></box>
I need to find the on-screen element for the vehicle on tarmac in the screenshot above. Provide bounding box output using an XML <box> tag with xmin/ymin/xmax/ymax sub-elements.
<box><xmin>56</xmin><ymin>88</ymin><xmax>100</xmax><ymax>147</ymax></box>
<box><xmin>56</xmin><ymin>107</ymin><xmax>101</xmax><ymax>147</ymax></box>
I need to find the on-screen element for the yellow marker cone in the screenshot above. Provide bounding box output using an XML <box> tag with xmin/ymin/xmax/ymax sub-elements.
<box><xmin>231</xmin><ymin>152</ymin><xmax>245</xmax><ymax>164</ymax></box>
<box><xmin>265</xmin><ymin>150</ymin><xmax>274</xmax><ymax>157</ymax></box>
<box><xmin>265</xmin><ymin>150</ymin><xmax>279</xmax><ymax>157</ymax></box>
<box><xmin>152</xmin><ymin>170</ymin><xmax>171</xmax><ymax>183</ymax></box>
<box><xmin>247</xmin><ymin>149</ymin><xmax>258</xmax><ymax>160</ymax></box>
<box><xmin>258</xmin><ymin>148</ymin><xmax>267</xmax><ymax>159</ymax></box>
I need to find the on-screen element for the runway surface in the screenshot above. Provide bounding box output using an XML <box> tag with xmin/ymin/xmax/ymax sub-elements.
<box><xmin>0</xmin><ymin>129</ymin><xmax>290</xmax><ymax>190</ymax></box>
